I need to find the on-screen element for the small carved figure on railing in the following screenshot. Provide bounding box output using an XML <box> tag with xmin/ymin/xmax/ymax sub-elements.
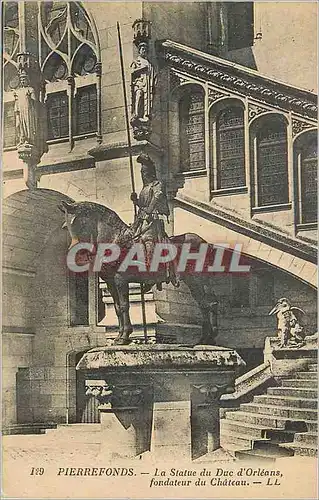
<box><xmin>269</xmin><ymin>298</ymin><xmax>306</xmax><ymax>348</ymax></box>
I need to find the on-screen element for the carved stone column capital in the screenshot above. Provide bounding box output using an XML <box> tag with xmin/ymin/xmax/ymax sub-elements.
<box><xmin>192</xmin><ymin>383</ymin><xmax>234</xmax><ymax>405</ymax></box>
<box><xmin>94</xmin><ymin>62</ymin><xmax>102</xmax><ymax>77</ymax></box>
<box><xmin>85</xmin><ymin>380</ymin><xmax>150</xmax><ymax>410</ymax></box>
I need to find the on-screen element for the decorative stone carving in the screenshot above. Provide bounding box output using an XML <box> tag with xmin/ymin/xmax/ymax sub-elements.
<box><xmin>192</xmin><ymin>383</ymin><xmax>234</xmax><ymax>404</ymax></box>
<box><xmin>13</xmin><ymin>53</ymin><xmax>47</xmax><ymax>189</ymax></box>
<box><xmin>170</xmin><ymin>72</ymin><xmax>191</xmax><ymax>89</ymax></box>
<box><xmin>292</xmin><ymin>119</ymin><xmax>314</xmax><ymax>137</ymax></box>
<box><xmin>85</xmin><ymin>381</ymin><xmax>114</xmax><ymax>405</ymax></box>
<box><xmin>85</xmin><ymin>380</ymin><xmax>148</xmax><ymax>409</ymax></box>
<box><xmin>269</xmin><ymin>297</ymin><xmax>306</xmax><ymax>348</ymax></box>
<box><xmin>248</xmin><ymin>103</ymin><xmax>269</xmax><ymax>121</ymax></box>
<box><xmin>208</xmin><ymin>88</ymin><xmax>228</xmax><ymax>105</ymax></box>
<box><xmin>159</xmin><ymin>46</ymin><xmax>317</xmax><ymax>118</ymax></box>
<box><xmin>130</xmin><ymin>19</ymin><xmax>157</xmax><ymax>141</ymax></box>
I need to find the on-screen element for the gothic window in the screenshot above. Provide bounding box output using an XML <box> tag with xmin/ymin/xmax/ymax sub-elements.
<box><xmin>39</xmin><ymin>1</ymin><xmax>101</xmax><ymax>145</ymax></box>
<box><xmin>227</xmin><ymin>2</ymin><xmax>254</xmax><ymax>51</ymax></box>
<box><xmin>255</xmin><ymin>117</ymin><xmax>289</xmax><ymax>207</ymax></box>
<box><xmin>295</xmin><ymin>133</ymin><xmax>318</xmax><ymax>225</ymax></box>
<box><xmin>216</xmin><ymin>107</ymin><xmax>245</xmax><ymax>189</ymax></box>
<box><xmin>179</xmin><ymin>87</ymin><xmax>205</xmax><ymax>172</ymax></box>
<box><xmin>3</xmin><ymin>2</ymin><xmax>20</xmax><ymax>150</ymax></box>
<box><xmin>47</xmin><ymin>91</ymin><xmax>69</xmax><ymax>139</ymax></box>
<box><xmin>75</xmin><ymin>85</ymin><xmax>97</xmax><ymax>135</ymax></box>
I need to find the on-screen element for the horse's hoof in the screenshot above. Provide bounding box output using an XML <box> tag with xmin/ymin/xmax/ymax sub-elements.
<box><xmin>113</xmin><ymin>337</ymin><xmax>131</xmax><ymax>346</ymax></box>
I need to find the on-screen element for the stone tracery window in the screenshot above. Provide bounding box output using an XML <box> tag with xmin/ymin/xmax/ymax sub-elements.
<box><xmin>3</xmin><ymin>1</ymin><xmax>20</xmax><ymax>92</ymax></box>
<box><xmin>179</xmin><ymin>86</ymin><xmax>205</xmax><ymax>172</ymax></box>
<box><xmin>216</xmin><ymin>107</ymin><xmax>245</xmax><ymax>189</ymax></box>
<box><xmin>39</xmin><ymin>1</ymin><xmax>101</xmax><ymax>146</ymax></box>
<box><xmin>295</xmin><ymin>132</ymin><xmax>317</xmax><ymax>226</ymax></box>
<box><xmin>3</xmin><ymin>2</ymin><xmax>20</xmax><ymax>150</ymax></box>
<box><xmin>253</xmin><ymin>116</ymin><xmax>289</xmax><ymax>208</ymax></box>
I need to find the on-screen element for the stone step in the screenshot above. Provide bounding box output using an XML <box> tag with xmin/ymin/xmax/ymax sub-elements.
<box><xmin>226</xmin><ymin>410</ymin><xmax>317</xmax><ymax>429</ymax></box>
<box><xmin>240</xmin><ymin>403</ymin><xmax>317</xmax><ymax>421</ymax></box>
<box><xmin>294</xmin><ymin>371</ymin><xmax>318</xmax><ymax>379</ymax></box>
<box><xmin>265</xmin><ymin>429</ymin><xmax>296</xmax><ymax>443</ymax></box>
<box><xmin>221</xmin><ymin>420</ymin><xmax>269</xmax><ymax>439</ymax></box>
<box><xmin>220</xmin><ymin>425</ymin><xmax>270</xmax><ymax>449</ymax></box>
<box><xmin>46</xmin><ymin>424</ymin><xmax>101</xmax><ymax>435</ymax></box>
<box><xmin>267</xmin><ymin>387</ymin><xmax>317</xmax><ymax>399</ymax></box>
<box><xmin>253</xmin><ymin>394</ymin><xmax>317</xmax><ymax>409</ymax></box>
<box><xmin>294</xmin><ymin>432</ymin><xmax>318</xmax><ymax>446</ymax></box>
<box><xmin>235</xmin><ymin>444</ymin><xmax>293</xmax><ymax>462</ymax></box>
<box><xmin>220</xmin><ymin>432</ymin><xmax>255</xmax><ymax>450</ymax></box>
<box><xmin>307</xmin><ymin>363</ymin><xmax>318</xmax><ymax>372</ymax></box>
<box><xmin>280</xmin><ymin>442</ymin><xmax>318</xmax><ymax>457</ymax></box>
<box><xmin>281</xmin><ymin>378</ymin><xmax>317</xmax><ymax>388</ymax></box>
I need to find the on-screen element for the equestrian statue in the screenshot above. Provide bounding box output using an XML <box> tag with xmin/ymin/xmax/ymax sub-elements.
<box><xmin>60</xmin><ymin>153</ymin><xmax>219</xmax><ymax>346</ymax></box>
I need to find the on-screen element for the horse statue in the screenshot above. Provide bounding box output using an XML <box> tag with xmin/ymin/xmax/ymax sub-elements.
<box><xmin>59</xmin><ymin>199</ymin><xmax>219</xmax><ymax>346</ymax></box>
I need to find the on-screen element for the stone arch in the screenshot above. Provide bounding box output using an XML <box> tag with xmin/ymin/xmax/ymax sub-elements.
<box><xmin>208</xmin><ymin>97</ymin><xmax>246</xmax><ymax>193</ymax></box>
<box><xmin>174</xmin><ymin>205</ymin><xmax>317</xmax><ymax>288</ymax></box>
<box><xmin>3</xmin><ymin>189</ymin><xmax>73</xmax><ymax>275</ymax></box>
<box><xmin>249</xmin><ymin>112</ymin><xmax>290</xmax><ymax>209</ymax></box>
<box><xmin>2</xmin><ymin>188</ymin><xmax>75</xmax><ymax>426</ymax></box>
<box><xmin>172</xmin><ymin>205</ymin><xmax>316</xmax><ymax>349</ymax></box>
<box><xmin>168</xmin><ymin>82</ymin><xmax>206</xmax><ymax>178</ymax></box>
<box><xmin>293</xmin><ymin>129</ymin><xmax>317</xmax><ymax>227</ymax></box>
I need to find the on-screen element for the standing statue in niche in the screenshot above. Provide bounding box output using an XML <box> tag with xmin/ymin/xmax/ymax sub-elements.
<box><xmin>13</xmin><ymin>53</ymin><xmax>48</xmax><ymax>189</ymax></box>
<box><xmin>130</xmin><ymin>19</ymin><xmax>157</xmax><ymax>140</ymax></box>
<box><xmin>269</xmin><ymin>297</ymin><xmax>306</xmax><ymax>348</ymax></box>
<box><xmin>14</xmin><ymin>72</ymin><xmax>38</xmax><ymax>147</ymax></box>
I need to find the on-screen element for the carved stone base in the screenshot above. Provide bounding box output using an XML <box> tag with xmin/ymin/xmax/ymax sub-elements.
<box><xmin>78</xmin><ymin>344</ymin><xmax>244</xmax><ymax>460</ymax></box>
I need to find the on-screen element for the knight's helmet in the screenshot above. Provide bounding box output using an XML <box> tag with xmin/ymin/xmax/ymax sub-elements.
<box><xmin>137</xmin><ymin>153</ymin><xmax>156</xmax><ymax>179</ymax></box>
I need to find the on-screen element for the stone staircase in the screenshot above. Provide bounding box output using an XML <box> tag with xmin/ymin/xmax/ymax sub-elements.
<box><xmin>221</xmin><ymin>361</ymin><xmax>318</xmax><ymax>460</ymax></box>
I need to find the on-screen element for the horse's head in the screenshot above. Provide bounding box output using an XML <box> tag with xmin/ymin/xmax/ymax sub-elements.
<box><xmin>59</xmin><ymin>200</ymin><xmax>98</xmax><ymax>248</ymax></box>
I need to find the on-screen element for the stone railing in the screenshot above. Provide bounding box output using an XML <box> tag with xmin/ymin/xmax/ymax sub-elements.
<box><xmin>220</xmin><ymin>361</ymin><xmax>273</xmax><ymax>412</ymax></box>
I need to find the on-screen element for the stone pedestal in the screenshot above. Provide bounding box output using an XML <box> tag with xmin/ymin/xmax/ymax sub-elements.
<box><xmin>151</xmin><ymin>401</ymin><xmax>191</xmax><ymax>459</ymax></box>
<box><xmin>77</xmin><ymin>344</ymin><xmax>245</xmax><ymax>460</ymax></box>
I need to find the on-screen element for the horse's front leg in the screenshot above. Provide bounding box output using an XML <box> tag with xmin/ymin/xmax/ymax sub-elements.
<box><xmin>106</xmin><ymin>280</ymin><xmax>124</xmax><ymax>342</ymax></box>
<box><xmin>113</xmin><ymin>274</ymin><xmax>133</xmax><ymax>345</ymax></box>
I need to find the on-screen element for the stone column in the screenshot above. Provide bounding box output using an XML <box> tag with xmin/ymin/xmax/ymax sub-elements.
<box><xmin>85</xmin><ymin>380</ymin><xmax>153</xmax><ymax>458</ymax></box>
<box><xmin>191</xmin><ymin>383</ymin><xmax>234</xmax><ymax>460</ymax></box>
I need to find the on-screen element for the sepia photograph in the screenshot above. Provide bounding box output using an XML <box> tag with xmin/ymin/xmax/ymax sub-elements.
<box><xmin>1</xmin><ymin>1</ymin><xmax>318</xmax><ymax>498</ymax></box>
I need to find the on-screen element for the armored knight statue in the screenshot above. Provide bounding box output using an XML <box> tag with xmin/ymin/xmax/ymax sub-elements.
<box><xmin>130</xmin><ymin>153</ymin><xmax>178</xmax><ymax>288</ymax></box>
<box><xmin>269</xmin><ymin>297</ymin><xmax>306</xmax><ymax>348</ymax></box>
<box><xmin>130</xmin><ymin>19</ymin><xmax>157</xmax><ymax>140</ymax></box>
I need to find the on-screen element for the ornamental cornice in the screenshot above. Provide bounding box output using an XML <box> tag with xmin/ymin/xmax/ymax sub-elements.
<box><xmin>170</xmin><ymin>70</ymin><xmax>203</xmax><ymax>91</ymax></box>
<box><xmin>158</xmin><ymin>43</ymin><xmax>317</xmax><ymax>120</ymax></box>
<box><xmin>248</xmin><ymin>103</ymin><xmax>272</xmax><ymax>122</ymax></box>
<box><xmin>208</xmin><ymin>87</ymin><xmax>229</xmax><ymax>105</ymax></box>
<box><xmin>292</xmin><ymin>119</ymin><xmax>316</xmax><ymax>137</ymax></box>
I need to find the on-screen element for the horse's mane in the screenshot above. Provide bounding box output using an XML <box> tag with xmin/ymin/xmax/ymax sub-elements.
<box><xmin>75</xmin><ymin>201</ymin><xmax>129</xmax><ymax>231</ymax></box>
